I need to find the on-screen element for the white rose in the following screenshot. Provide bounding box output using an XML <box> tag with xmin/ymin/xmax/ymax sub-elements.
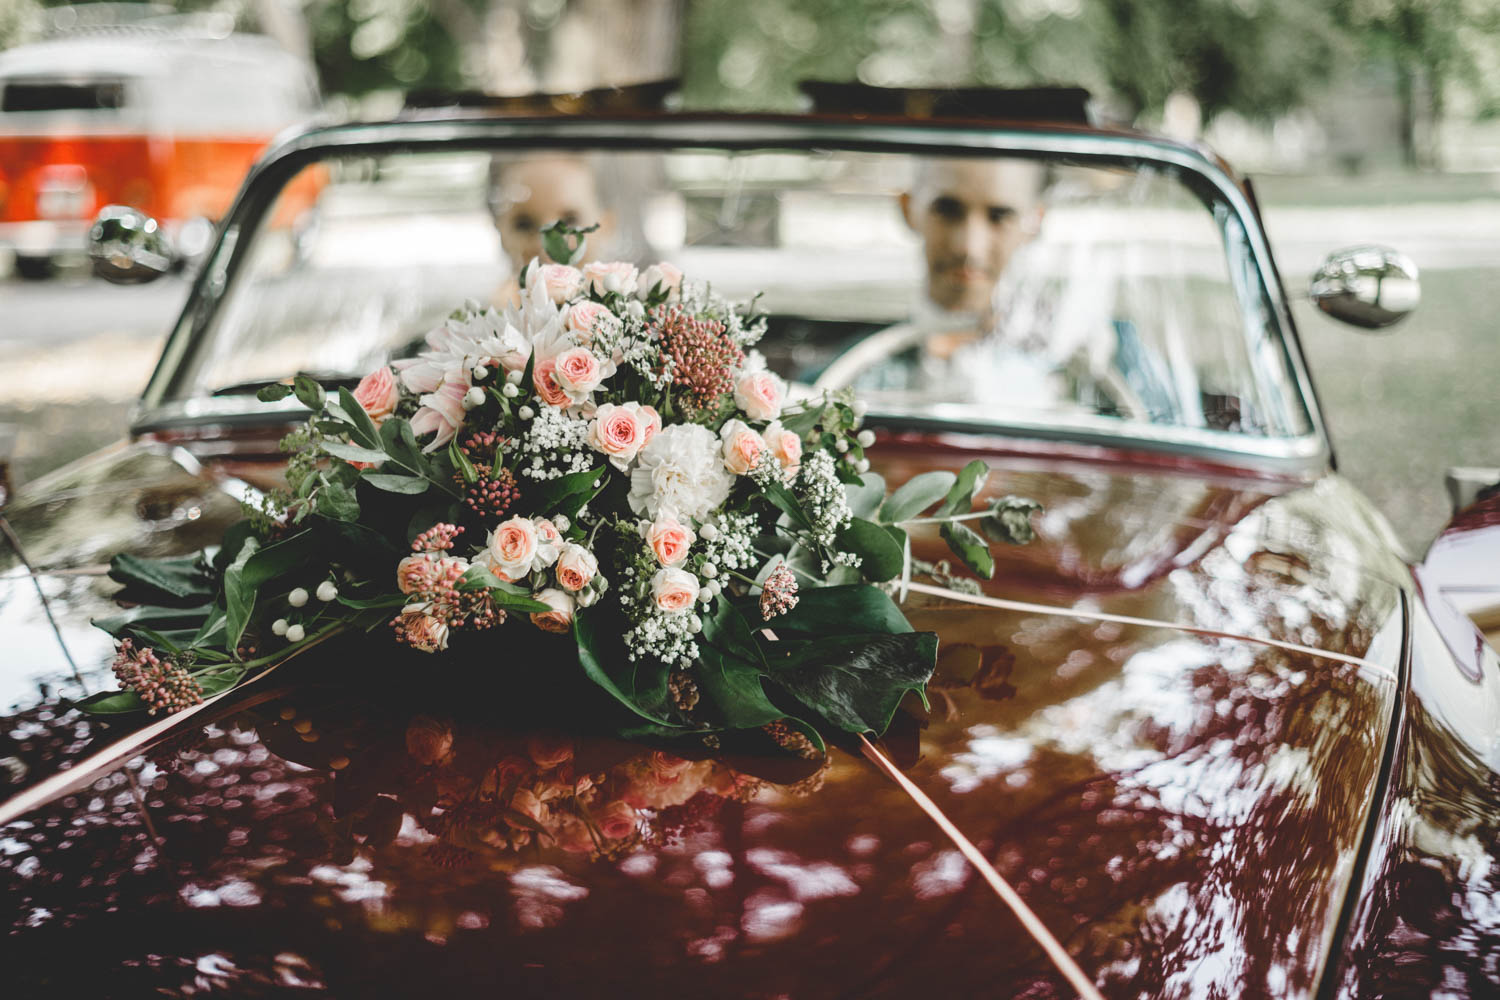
<box><xmin>487</xmin><ymin>516</ymin><xmax>540</xmax><ymax>581</ymax></box>
<box><xmin>582</xmin><ymin>260</ymin><xmax>639</xmax><ymax>297</ymax></box>
<box><xmin>638</xmin><ymin>261</ymin><xmax>683</xmax><ymax>299</ymax></box>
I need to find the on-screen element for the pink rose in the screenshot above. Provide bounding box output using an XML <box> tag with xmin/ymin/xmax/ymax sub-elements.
<box><xmin>553</xmin><ymin>346</ymin><xmax>604</xmax><ymax>402</ymax></box>
<box><xmin>353</xmin><ymin>367</ymin><xmax>400</xmax><ymax>426</ymax></box>
<box><xmin>566</xmin><ymin>301</ymin><xmax>617</xmax><ymax>345</ymax></box>
<box><xmin>529</xmin><ymin>588</ymin><xmax>576</xmax><ymax>633</ymax></box>
<box><xmin>488</xmin><ymin>516</ymin><xmax>540</xmax><ymax>580</ymax></box>
<box><xmin>582</xmin><ymin>260</ymin><xmax>638</xmax><ymax>297</ymax></box>
<box><xmin>405</xmin><ymin>715</ymin><xmax>454</xmax><ymax>766</ymax></box>
<box><xmin>394</xmin><ymin>606</ymin><xmax>450</xmax><ymax>652</ymax></box>
<box><xmin>533</xmin><ymin>359</ymin><xmax>570</xmax><ymax>408</ymax></box>
<box><xmin>527</xmin><ymin>734</ymin><xmax>575</xmax><ymax>769</ymax></box>
<box><xmin>508</xmin><ymin>788</ymin><xmax>546</xmax><ymax>828</ymax></box>
<box><xmin>761</xmin><ymin>419</ymin><xmax>802</xmax><ymax>477</ymax></box>
<box><xmin>597</xmin><ymin>799</ymin><xmax>639</xmax><ymax>840</ymax></box>
<box><xmin>587</xmin><ymin>402</ymin><xmax>647</xmax><ymax>470</ymax></box>
<box><xmin>410</xmin><ymin>376</ymin><xmax>470</xmax><ymax>451</ymax></box>
<box><xmin>638</xmin><ymin>262</ymin><xmax>683</xmax><ymax>299</ymax></box>
<box><xmin>734</xmin><ymin>370</ymin><xmax>786</xmax><ymax>421</ymax></box>
<box><xmin>535</xmin><ymin>263</ymin><xmax>583</xmax><ymax>304</ymax></box>
<box><xmin>638</xmin><ymin>404</ymin><xmax>662</xmax><ymax>445</ymax></box>
<box><xmin>647</xmin><ymin>513</ymin><xmax>695</xmax><ymax>567</ymax></box>
<box><xmin>651</xmin><ymin>567</ymin><xmax>699</xmax><ymax>614</ymax></box>
<box><xmin>720</xmin><ymin>418</ymin><xmax>766</xmax><ymax>476</ymax></box>
<box><xmin>555</xmin><ymin>543</ymin><xmax>598</xmax><ymax>592</ymax></box>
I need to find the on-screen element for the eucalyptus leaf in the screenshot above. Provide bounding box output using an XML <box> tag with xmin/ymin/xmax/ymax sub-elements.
<box><xmin>317</xmin><ymin>475</ymin><xmax>361</xmax><ymax>522</ymax></box>
<box><xmin>293</xmin><ymin>374</ymin><xmax>326</xmax><ymax>411</ymax></box>
<box><xmin>934</xmin><ymin>459</ymin><xmax>991</xmax><ymax>518</ymax></box>
<box><xmin>321</xmin><ymin>440</ymin><xmax>387</xmax><ymax>464</ymax></box>
<box><xmin>982</xmin><ymin>496</ymin><xmax>1043</xmax><ymax>545</ymax></box>
<box><xmin>362</xmin><ymin>473</ymin><xmax>429</xmax><ymax>495</ymax></box>
<box><xmin>336</xmin><ymin>387</ymin><xmax>383</xmax><ymax>450</ymax></box>
<box><xmin>880</xmin><ymin>470</ymin><xmax>956</xmax><ymax>524</ymax></box>
<box><xmin>940</xmin><ymin>520</ymin><xmax>995</xmax><ymax>579</ymax></box>
<box><xmin>256</xmin><ymin>382</ymin><xmax>294</xmax><ymax>402</ymax></box>
<box><xmin>844</xmin><ymin>471</ymin><xmax>887</xmax><ymax>519</ymax></box>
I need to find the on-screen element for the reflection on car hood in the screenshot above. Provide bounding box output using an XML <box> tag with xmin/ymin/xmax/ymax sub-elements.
<box><xmin>1</xmin><ymin>437</ymin><xmax>1410</xmax><ymax>997</ymax></box>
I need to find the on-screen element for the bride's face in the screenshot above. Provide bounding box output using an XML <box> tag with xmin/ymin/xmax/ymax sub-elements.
<box><xmin>902</xmin><ymin>158</ymin><xmax>1044</xmax><ymax>314</ymax></box>
<box><xmin>493</xmin><ymin>157</ymin><xmax>611</xmax><ymax>267</ymax></box>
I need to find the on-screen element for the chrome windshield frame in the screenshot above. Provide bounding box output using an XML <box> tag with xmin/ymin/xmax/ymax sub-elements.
<box><xmin>134</xmin><ymin>113</ymin><xmax>1331</xmax><ymax>472</ymax></box>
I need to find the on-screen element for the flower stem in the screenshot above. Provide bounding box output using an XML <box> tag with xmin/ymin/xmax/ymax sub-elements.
<box><xmin>892</xmin><ymin>510</ymin><xmax>993</xmax><ymax>528</ymax></box>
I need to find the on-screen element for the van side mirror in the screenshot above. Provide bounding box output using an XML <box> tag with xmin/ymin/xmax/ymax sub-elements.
<box><xmin>89</xmin><ymin>205</ymin><xmax>173</xmax><ymax>284</ymax></box>
<box><xmin>1309</xmin><ymin>245</ymin><xmax>1419</xmax><ymax>330</ymax></box>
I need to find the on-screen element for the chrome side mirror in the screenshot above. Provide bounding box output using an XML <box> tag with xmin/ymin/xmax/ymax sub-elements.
<box><xmin>88</xmin><ymin>205</ymin><xmax>173</xmax><ymax>284</ymax></box>
<box><xmin>1309</xmin><ymin>245</ymin><xmax>1419</xmax><ymax>330</ymax></box>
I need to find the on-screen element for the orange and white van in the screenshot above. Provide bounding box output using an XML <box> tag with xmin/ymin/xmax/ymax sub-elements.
<box><xmin>0</xmin><ymin>22</ymin><xmax>320</xmax><ymax>277</ymax></box>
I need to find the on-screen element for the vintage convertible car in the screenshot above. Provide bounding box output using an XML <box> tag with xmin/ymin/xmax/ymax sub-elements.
<box><xmin>3</xmin><ymin>92</ymin><xmax>1500</xmax><ymax>998</ymax></box>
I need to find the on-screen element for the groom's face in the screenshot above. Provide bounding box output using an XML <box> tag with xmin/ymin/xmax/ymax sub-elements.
<box><xmin>902</xmin><ymin>158</ymin><xmax>1044</xmax><ymax>314</ymax></box>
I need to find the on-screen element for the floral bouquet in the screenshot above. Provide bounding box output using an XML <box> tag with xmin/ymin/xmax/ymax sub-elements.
<box><xmin>87</xmin><ymin>227</ymin><xmax>1038</xmax><ymax>754</ymax></box>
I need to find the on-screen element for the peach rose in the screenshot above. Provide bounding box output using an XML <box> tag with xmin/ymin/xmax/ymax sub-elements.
<box><xmin>353</xmin><ymin>367</ymin><xmax>400</xmax><ymax>426</ymax></box>
<box><xmin>638</xmin><ymin>261</ymin><xmax>683</xmax><ymax>299</ymax></box>
<box><xmin>566</xmin><ymin>301</ymin><xmax>616</xmax><ymax>345</ymax></box>
<box><xmin>554</xmin><ymin>543</ymin><xmax>598</xmax><ymax>592</ymax></box>
<box><xmin>535</xmin><ymin>263</ymin><xmax>583</xmax><ymax>304</ymax></box>
<box><xmin>587</xmin><ymin>401</ymin><xmax>647</xmax><ymax>470</ymax></box>
<box><xmin>582</xmin><ymin>260</ymin><xmax>638</xmax><ymax>297</ymax></box>
<box><xmin>553</xmin><ymin>346</ymin><xmax>605</xmax><ymax>402</ymax></box>
<box><xmin>597</xmin><ymin>799</ymin><xmax>639</xmax><ymax>840</ymax></box>
<box><xmin>720</xmin><ymin>418</ymin><xmax>766</xmax><ymax>476</ymax></box>
<box><xmin>651</xmin><ymin>567</ymin><xmax>699</xmax><ymax>614</ymax></box>
<box><xmin>734</xmin><ymin>369</ymin><xmax>786</xmax><ymax>421</ymax></box>
<box><xmin>488</xmin><ymin>516</ymin><xmax>540</xmax><ymax>580</ymax></box>
<box><xmin>404</xmin><ymin>715</ymin><xmax>454</xmax><ymax>766</ymax></box>
<box><xmin>527</xmin><ymin>734</ymin><xmax>575</xmax><ymax>769</ymax></box>
<box><xmin>647</xmin><ymin>513</ymin><xmax>695</xmax><ymax>567</ymax></box>
<box><xmin>533</xmin><ymin>358</ymin><xmax>570</xmax><ymax>408</ymax></box>
<box><xmin>529</xmin><ymin>588</ymin><xmax>576</xmax><ymax>633</ymax></box>
<box><xmin>761</xmin><ymin>419</ymin><xmax>803</xmax><ymax>477</ymax></box>
<box><xmin>637</xmin><ymin>404</ymin><xmax>662</xmax><ymax>445</ymax></box>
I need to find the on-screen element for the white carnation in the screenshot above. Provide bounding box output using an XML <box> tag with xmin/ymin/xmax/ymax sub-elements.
<box><xmin>628</xmin><ymin>423</ymin><xmax>734</xmax><ymax>523</ymax></box>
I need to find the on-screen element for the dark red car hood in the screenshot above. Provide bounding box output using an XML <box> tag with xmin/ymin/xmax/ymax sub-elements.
<box><xmin>0</xmin><ymin>438</ymin><xmax>1409</xmax><ymax>997</ymax></box>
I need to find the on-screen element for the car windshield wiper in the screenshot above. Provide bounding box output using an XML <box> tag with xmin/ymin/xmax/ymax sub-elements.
<box><xmin>211</xmin><ymin>373</ymin><xmax>362</xmax><ymax>397</ymax></box>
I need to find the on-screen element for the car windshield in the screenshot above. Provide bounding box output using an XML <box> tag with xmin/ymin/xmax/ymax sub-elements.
<box><xmin>157</xmin><ymin>132</ymin><xmax>1315</xmax><ymax>451</ymax></box>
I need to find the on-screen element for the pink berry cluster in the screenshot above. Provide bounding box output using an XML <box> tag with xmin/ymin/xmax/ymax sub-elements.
<box><xmin>111</xmin><ymin>637</ymin><xmax>203</xmax><ymax>715</ymax></box>
<box><xmin>758</xmin><ymin>564</ymin><xmax>799</xmax><ymax>621</ymax></box>
<box><xmin>411</xmin><ymin>522</ymin><xmax>465</xmax><ymax>553</ymax></box>
<box><xmin>456</xmin><ymin>432</ymin><xmax>520</xmax><ymax>521</ymax></box>
<box><xmin>653</xmin><ymin>305</ymin><xmax>742</xmax><ymax>416</ymax></box>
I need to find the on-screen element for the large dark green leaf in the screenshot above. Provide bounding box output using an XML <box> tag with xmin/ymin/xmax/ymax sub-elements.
<box><xmin>697</xmin><ymin>642</ymin><xmax>785</xmax><ymax>729</ymax></box>
<box><xmin>835</xmin><ymin>516</ymin><xmax>905</xmax><ymax>582</ymax></box>
<box><xmin>73</xmin><ymin>689</ymin><xmax>147</xmax><ymax>715</ymax></box>
<box><xmin>879</xmin><ymin>470</ymin><xmax>955</xmax><ymax>524</ymax></box>
<box><xmin>240</xmin><ymin>531</ymin><xmax>315</xmax><ymax>588</ymax></box>
<box><xmin>523</xmin><ymin>466</ymin><xmax>604</xmax><ymax>518</ymax></box>
<box><xmin>108</xmin><ymin>553</ymin><xmax>216</xmax><ymax>604</ymax></box>
<box><xmin>761</xmin><ymin>631</ymin><xmax>936</xmax><ymax>735</ymax></box>
<box><xmin>760</xmin><ymin>477</ymin><xmax>814</xmax><ymax>534</ymax></box>
<box><xmin>765</xmin><ymin>584</ymin><xmax>912</xmax><ymax>637</ymax></box>
<box><xmin>92</xmin><ymin>602</ymin><xmax>215</xmax><ymax>639</ymax></box>
<box><xmin>573</xmin><ymin>614</ymin><xmax>679</xmax><ymax>728</ymax></box>
<box><xmin>223</xmin><ymin>536</ymin><xmax>261</xmax><ymax>653</ymax></box>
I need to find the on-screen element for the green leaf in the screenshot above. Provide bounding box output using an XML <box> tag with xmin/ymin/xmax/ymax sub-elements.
<box><xmin>540</xmin><ymin>219</ymin><xmax>599</xmax><ymax>267</ymax></box>
<box><xmin>982</xmin><ymin>496</ymin><xmax>1043</xmax><ymax>545</ymax></box>
<box><xmin>448</xmin><ymin>435</ymin><xmax>478</xmax><ymax>486</ymax></box>
<box><xmin>697</xmin><ymin>642</ymin><xmax>785</xmax><ymax>730</ymax></box>
<box><xmin>934</xmin><ymin>459</ymin><xmax>990</xmax><ymax>518</ymax></box>
<box><xmin>317</xmin><ymin>475</ymin><xmax>361</xmax><ymax>522</ymax></box>
<box><xmin>362</xmin><ymin>472</ymin><xmax>429</xmax><ymax>495</ymax></box>
<box><xmin>779</xmin><ymin>405</ymin><xmax>822</xmax><ymax>437</ymax></box>
<box><xmin>240</xmin><ymin>531</ymin><xmax>315</xmax><ymax>588</ymax></box>
<box><xmin>845</xmin><ymin>472</ymin><xmax>887</xmax><ymax>520</ymax></box>
<box><xmin>223</xmin><ymin>535</ymin><xmax>260</xmax><ymax>653</ymax></box>
<box><xmin>195</xmin><ymin>666</ymin><xmax>247</xmax><ymax>697</ymax></box>
<box><xmin>92</xmin><ymin>602</ymin><xmax>215</xmax><ymax>639</ymax></box>
<box><xmin>880</xmin><ymin>470</ymin><xmax>956</xmax><ymax>524</ymax></box>
<box><xmin>760</xmin><ymin>477</ymin><xmax>815</xmax><ymax>534</ymax></box>
<box><xmin>336</xmin><ymin>387</ymin><xmax>383</xmax><ymax>450</ymax></box>
<box><xmin>574</xmin><ymin>614</ymin><xmax>679</xmax><ymax>728</ymax></box>
<box><xmin>293</xmin><ymin>374</ymin><xmax>327</xmax><ymax>412</ymax></box>
<box><xmin>457</xmin><ymin>565</ymin><xmax>552</xmax><ymax>612</ymax></box>
<box><xmin>379</xmin><ymin>415</ymin><xmax>428</xmax><ymax>471</ymax></box>
<box><xmin>256</xmin><ymin>382</ymin><xmax>294</xmax><ymax>402</ymax></box>
<box><xmin>321</xmin><ymin>440</ymin><xmax>387</xmax><ymax>464</ymax></box>
<box><xmin>761</xmin><ymin>631</ymin><xmax>937</xmax><ymax>735</ymax></box>
<box><xmin>335</xmin><ymin>592</ymin><xmax>408</xmax><ymax>611</ymax></box>
<box><xmin>835</xmin><ymin>516</ymin><xmax>905</xmax><ymax>582</ymax></box>
<box><xmin>73</xmin><ymin>689</ymin><xmax>147</xmax><ymax>715</ymax></box>
<box><xmin>766</xmin><ymin>583</ymin><xmax>913</xmax><ymax>638</ymax></box>
<box><xmin>523</xmin><ymin>466</ymin><xmax>604</xmax><ymax>518</ymax></box>
<box><xmin>108</xmin><ymin>553</ymin><xmax>216</xmax><ymax>604</ymax></box>
<box><xmin>940</xmin><ymin>521</ymin><xmax>995</xmax><ymax>579</ymax></box>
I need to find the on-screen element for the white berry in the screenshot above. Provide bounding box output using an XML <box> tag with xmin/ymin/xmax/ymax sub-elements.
<box><xmin>288</xmin><ymin>587</ymin><xmax>309</xmax><ymax>607</ymax></box>
<box><xmin>315</xmin><ymin>580</ymin><xmax>338</xmax><ymax>602</ymax></box>
<box><xmin>506</xmin><ymin>368</ymin><xmax>523</xmax><ymax>385</ymax></box>
<box><xmin>701</xmin><ymin>563</ymin><xmax>717</xmax><ymax>578</ymax></box>
<box><xmin>501</xmin><ymin>382</ymin><xmax>519</xmax><ymax>398</ymax></box>
<box><xmin>285</xmin><ymin>624</ymin><xmax>306</xmax><ymax>643</ymax></box>
<box><xmin>518</xmin><ymin>405</ymin><xmax>535</xmax><ymax>420</ymax></box>
<box><xmin>855</xmin><ymin>458</ymin><xmax>871</xmax><ymax>474</ymax></box>
<box><xmin>472</xmin><ymin>365</ymin><xmax>488</xmax><ymax>380</ymax></box>
<box><xmin>271</xmin><ymin>618</ymin><xmax>289</xmax><ymax>636</ymax></box>
<box><xmin>857</xmin><ymin>430</ymin><xmax>876</xmax><ymax>448</ymax></box>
